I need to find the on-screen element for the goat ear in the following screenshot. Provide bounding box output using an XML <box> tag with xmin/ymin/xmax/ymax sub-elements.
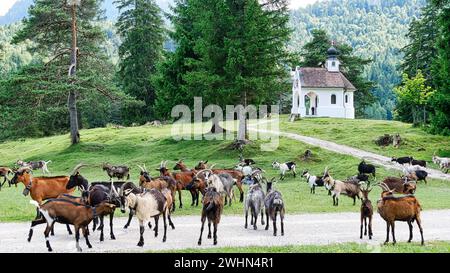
<box><xmin>204</xmin><ymin>160</ymin><xmax>208</xmax><ymax>164</ymax></box>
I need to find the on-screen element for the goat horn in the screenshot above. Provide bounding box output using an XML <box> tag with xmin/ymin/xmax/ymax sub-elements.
<box><xmin>111</xmin><ymin>181</ymin><xmax>119</xmax><ymax>196</ymax></box>
<box><xmin>137</xmin><ymin>165</ymin><xmax>145</xmax><ymax>173</ymax></box>
<box><xmin>163</xmin><ymin>160</ymin><xmax>168</xmax><ymax>167</ymax></box>
<box><xmin>143</xmin><ymin>164</ymin><xmax>147</xmax><ymax>172</ymax></box>
<box><xmin>71</xmin><ymin>163</ymin><xmax>86</xmax><ymax>176</ymax></box>
<box><xmin>209</xmin><ymin>164</ymin><xmax>216</xmax><ymax>170</ymax></box>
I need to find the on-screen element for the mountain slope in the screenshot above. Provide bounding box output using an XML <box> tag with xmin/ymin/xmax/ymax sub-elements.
<box><xmin>0</xmin><ymin>0</ymin><xmax>173</xmax><ymax>25</ymax></box>
<box><xmin>289</xmin><ymin>0</ymin><xmax>427</xmax><ymax>119</ymax></box>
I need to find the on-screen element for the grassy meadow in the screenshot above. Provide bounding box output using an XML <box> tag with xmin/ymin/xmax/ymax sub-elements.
<box><xmin>280</xmin><ymin>115</ymin><xmax>450</xmax><ymax>169</ymax></box>
<box><xmin>1</xmin><ymin>119</ymin><xmax>450</xmax><ymax>222</ymax></box>
<box><xmin>160</xmin><ymin>241</ymin><xmax>450</xmax><ymax>253</ymax></box>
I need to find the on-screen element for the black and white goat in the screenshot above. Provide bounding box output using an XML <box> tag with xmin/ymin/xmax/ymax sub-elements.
<box><xmin>302</xmin><ymin>170</ymin><xmax>324</xmax><ymax>194</ymax></box>
<box><xmin>16</xmin><ymin>160</ymin><xmax>52</xmax><ymax>174</ymax></box>
<box><xmin>272</xmin><ymin>161</ymin><xmax>296</xmax><ymax>180</ymax></box>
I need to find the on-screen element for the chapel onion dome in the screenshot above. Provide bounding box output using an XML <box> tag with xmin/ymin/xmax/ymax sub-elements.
<box><xmin>327</xmin><ymin>46</ymin><xmax>338</xmax><ymax>57</ymax></box>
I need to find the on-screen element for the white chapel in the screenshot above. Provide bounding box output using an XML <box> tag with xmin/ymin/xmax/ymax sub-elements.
<box><xmin>291</xmin><ymin>45</ymin><xmax>356</xmax><ymax>119</ymax></box>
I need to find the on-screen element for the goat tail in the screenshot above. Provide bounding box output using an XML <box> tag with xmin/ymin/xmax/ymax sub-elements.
<box><xmin>29</xmin><ymin>200</ymin><xmax>40</xmax><ymax>208</ymax></box>
<box><xmin>45</xmin><ymin>160</ymin><xmax>52</xmax><ymax>165</ymax></box>
<box><xmin>29</xmin><ymin>200</ymin><xmax>52</xmax><ymax>223</ymax></box>
<box><xmin>206</xmin><ymin>201</ymin><xmax>215</xmax><ymax>212</ymax></box>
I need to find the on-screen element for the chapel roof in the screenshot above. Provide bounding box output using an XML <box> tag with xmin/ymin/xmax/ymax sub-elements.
<box><xmin>299</xmin><ymin>67</ymin><xmax>356</xmax><ymax>91</ymax></box>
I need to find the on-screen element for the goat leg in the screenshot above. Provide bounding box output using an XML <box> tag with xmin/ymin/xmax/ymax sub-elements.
<box><xmin>253</xmin><ymin>211</ymin><xmax>258</xmax><ymax>230</ymax></box>
<box><xmin>198</xmin><ymin>216</ymin><xmax>206</xmax><ymax>245</ymax></box>
<box><xmin>207</xmin><ymin>220</ymin><xmax>212</xmax><ymax>239</ymax></box>
<box><xmin>407</xmin><ymin>220</ymin><xmax>413</xmax><ymax>243</ymax></box>
<box><xmin>83</xmin><ymin>226</ymin><xmax>92</xmax><ymax>248</ymax></box>
<box><xmin>154</xmin><ymin>215</ymin><xmax>159</xmax><ymax>237</ymax></box>
<box><xmin>391</xmin><ymin>222</ymin><xmax>396</xmax><ymax>245</ymax></box>
<box><xmin>384</xmin><ymin>222</ymin><xmax>390</xmax><ymax>244</ymax></box>
<box><xmin>265</xmin><ymin>210</ymin><xmax>269</xmax><ymax>230</ymax></box>
<box><xmin>137</xmin><ymin>221</ymin><xmax>144</xmax><ymax>247</ymax></box>
<box><xmin>364</xmin><ymin>218</ymin><xmax>367</xmax><ymax>236</ymax></box>
<box><xmin>44</xmin><ymin>221</ymin><xmax>55</xmax><ymax>252</ymax></box>
<box><xmin>178</xmin><ymin>189</ymin><xmax>183</xmax><ymax>209</ymax></box>
<box><xmin>416</xmin><ymin>216</ymin><xmax>424</xmax><ymax>245</ymax></box>
<box><xmin>75</xmin><ymin>226</ymin><xmax>82</xmax><ymax>252</ymax></box>
<box><xmin>245</xmin><ymin>207</ymin><xmax>248</xmax><ymax>229</ymax></box>
<box><xmin>368</xmin><ymin>216</ymin><xmax>373</xmax><ymax>240</ymax></box>
<box><xmin>28</xmin><ymin>218</ymin><xmax>46</xmax><ymax>242</ymax></box>
<box><xmin>168</xmin><ymin>214</ymin><xmax>175</xmax><ymax>229</ymax></box>
<box><xmin>280</xmin><ymin>210</ymin><xmax>284</xmax><ymax>236</ymax></box>
<box><xmin>66</xmin><ymin>224</ymin><xmax>73</xmax><ymax>235</ymax></box>
<box><xmin>261</xmin><ymin>209</ymin><xmax>265</xmax><ymax>226</ymax></box>
<box><xmin>162</xmin><ymin>212</ymin><xmax>167</xmax><ymax>242</ymax></box>
<box><xmin>360</xmin><ymin>217</ymin><xmax>364</xmax><ymax>239</ymax></box>
<box><xmin>124</xmin><ymin>210</ymin><xmax>134</xmax><ymax>229</ymax></box>
<box><xmin>213</xmin><ymin>222</ymin><xmax>218</xmax><ymax>245</ymax></box>
<box><xmin>109</xmin><ymin>212</ymin><xmax>115</xmax><ymax>240</ymax></box>
<box><xmin>99</xmin><ymin>215</ymin><xmax>105</xmax><ymax>242</ymax></box>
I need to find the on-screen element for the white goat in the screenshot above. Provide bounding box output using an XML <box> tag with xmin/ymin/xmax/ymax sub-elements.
<box><xmin>272</xmin><ymin>161</ymin><xmax>297</xmax><ymax>180</ymax></box>
<box><xmin>121</xmin><ymin>189</ymin><xmax>171</xmax><ymax>246</ymax></box>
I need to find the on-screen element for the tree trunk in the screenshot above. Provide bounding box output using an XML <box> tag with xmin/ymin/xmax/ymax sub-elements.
<box><xmin>68</xmin><ymin>4</ymin><xmax>80</xmax><ymax>144</ymax></box>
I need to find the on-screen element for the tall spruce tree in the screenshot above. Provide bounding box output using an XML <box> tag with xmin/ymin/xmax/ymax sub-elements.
<box><xmin>10</xmin><ymin>0</ymin><xmax>122</xmax><ymax>143</ymax></box>
<box><xmin>299</xmin><ymin>29</ymin><xmax>374</xmax><ymax>117</ymax></box>
<box><xmin>115</xmin><ymin>0</ymin><xmax>165</xmax><ymax>124</ymax></box>
<box><xmin>155</xmin><ymin>0</ymin><xmax>292</xmax><ymax>141</ymax></box>
<box><xmin>429</xmin><ymin>0</ymin><xmax>450</xmax><ymax>135</ymax></box>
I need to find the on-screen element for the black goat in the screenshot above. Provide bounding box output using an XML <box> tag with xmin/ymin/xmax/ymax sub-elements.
<box><xmin>102</xmin><ymin>163</ymin><xmax>130</xmax><ymax>181</ymax></box>
<box><xmin>411</xmin><ymin>159</ymin><xmax>427</xmax><ymax>168</ymax></box>
<box><xmin>358</xmin><ymin>160</ymin><xmax>376</xmax><ymax>177</ymax></box>
<box><xmin>198</xmin><ymin>187</ymin><xmax>224</xmax><ymax>245</ymax></box>
<box><xmin>391</xmin><ymin>157</ymin><xmax>412</xmax><ymax>165</ymax></box>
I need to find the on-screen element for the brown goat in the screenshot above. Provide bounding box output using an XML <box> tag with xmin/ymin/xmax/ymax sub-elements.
<box><xmin>29</xmin><ymin>199</ymin><xmax>116</xmax><ymax>252</ymax></box>
<box><xmin>158</xmin><ymin>161</ymin><xmax>198</xmax><ymax>208</ymax></box>
<box><xmin>382</xmin><ymin>177</ymin><xmax>416</xmax><ymax>194</ymax></box>
<box><xmin>360</xmin><ymin>183</ymin><xmax>373</xmax><ymax>240</ymax></box>
<box><xmin>377</xmin><ymin>182</ymin><xmax>424</xmax><ymax>245</ymax></box>
<box><xmin>323</xmin><ymin>169</ymin><xmax>362</xmax><ymax>206</ymax></box>
<box><xmin>198</xmin><ymin>187</ymin><xmax>224</xmax><ymax>245</ymax></box>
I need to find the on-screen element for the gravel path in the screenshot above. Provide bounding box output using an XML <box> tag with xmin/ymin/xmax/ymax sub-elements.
<box><xmin>250</xmin><ymin>120</ymin><xmax>450</xmax><ymax>181</ymax></box>
<box><xmin>1</xmin><ymin>210</ymin><xmax>449</xmax><ymax>253</ymax></box>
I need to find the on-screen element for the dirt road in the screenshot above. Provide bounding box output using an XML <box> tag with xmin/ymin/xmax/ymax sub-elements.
<box><xmin>1</xmin><ymin>210</ymin><xmax>449</xmax><ymax>253</ymax></box>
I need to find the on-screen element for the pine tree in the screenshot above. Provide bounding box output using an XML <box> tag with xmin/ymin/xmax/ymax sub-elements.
<box><xmin>8</xmin><ymin>0</ymin><xmax>123</xmax><ymax>143</ymax></box>
<box><xmin>429</xmin><ymin>0</ymin><xmax>450</xmax><ymax>135</ymax></box>
<box><xmin>115</xmin><ymin>0</ymin><xmax>165</xmax><ymax>124</ymax></box>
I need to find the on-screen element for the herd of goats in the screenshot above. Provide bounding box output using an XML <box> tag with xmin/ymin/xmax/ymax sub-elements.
<box><xmin>0</xmin><ymin>153</ymin><xmax>449</xmax><ymax>252</ymax></box>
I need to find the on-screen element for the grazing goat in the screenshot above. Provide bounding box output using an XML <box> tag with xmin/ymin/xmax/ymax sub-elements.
<box><xmin>264</xmin><ymin>178</ymin><xmax>285</xmax><ymax>236</ymax></box>
<box><xmin>244</xmin><ymin>180</ymin><xmax>266</xmax><ymax>230</ymax></box>
<box><xmin>0</xmin><ymin>167</ymin><xmax>13</xmax><ymax>189</ymax></box>
<box><xmin>198</xmin><ymin>187</ymin><xmax>224</xmax><ymax>245</ymax></box>
<box><xmin>391</xmin><ymin>157</ymin><xmax>412</xmax><ymax>165</ymax></box>
<box><xmin>102</xmin><ymin>163</ymin><xmax>130</xmax><ymax>181</ymax></box>
<box><xmin>272</xmin><ymin>161</ymin><xmax>297</xmax><ymax>180</ymax></box>
<box><xmin>29</xmin><ymin>199</ymin><xmax>115</xmax><ymax>252</ymax></box>
<box><xmin>358</xmin><ymin>160</ymin><xmax>376</xmax><ymax>177</ymax></box>
<box><xmin>376</xmin><ymin>182</ymin><xmax>424</xmax><ymax>245</ymax></box>
<box><xmin>432</xmin><ymin>154</ymin><xmax>449</xmax><ymax>173</ymax></box>
<box><xmin>404</xmin><ymin>170</ymin><xmax>428</xmax><ymax>184</ymax></box>
<box><xmin>360</xmin><ymin>181</ymin><xmax>373</xmax><ymax>240</ymax></box>
<box><xmin>302</xmin><ymin>170</ymin><xmax>324</xmax><ymax>194</ymax></box>
<box><xmin>16</xmin><ymin>160</ymin><xmax>52</xmax><ymax>174</ymax></box>
<box><xmin>411</xmin><ymin>159</ymin><xmax>426</xmax><ymax>168</ymax></box>
<box><xmin>323</xmin><ymin>168</ymin><xmax>362</xmax><ymax>206</ymax></box>
<box><xmin>121</xmin><ymin>188</ymin><xmax>171</xmax><ymax>246</ymax></box>
<box><xmin>382</xmin><ymin>177</ymin><xmax>417</xmax><ymax>194</ymax></box>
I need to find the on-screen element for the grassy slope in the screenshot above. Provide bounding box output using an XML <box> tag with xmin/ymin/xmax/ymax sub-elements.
<box><xmin>160</xmin><ymin>241</ymin><xmax>450</xmax><ymax>253</ymax></box>
<box><xmin>280</xmin><ymin>115</ymin><xmax>450</xmax><ymax>169</ymax></box>
<box><xmin>0</xmin><ymin>121</ymin><xmax>450</xmax><ymax>222</ymax></box>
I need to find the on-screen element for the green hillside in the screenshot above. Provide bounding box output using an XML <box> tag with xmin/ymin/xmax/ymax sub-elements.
<box><xmin>1</xmin><ymin>119</ymin><xmax>449</xmax><ymax>222</ymax></box>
